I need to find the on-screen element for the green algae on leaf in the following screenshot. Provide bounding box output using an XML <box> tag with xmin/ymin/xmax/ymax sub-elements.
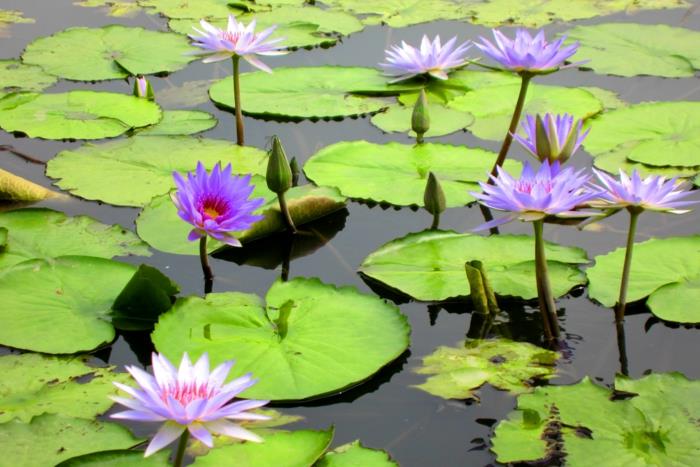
<box><xmin>565</xmin><ymin>23</ymin><xmax>700</xmax><ymax>78</ymax></box>
<box><xmin>317</xmin><ymin>440</ymin><xmax>398</xmax><ymax>467</ymax></box>
<box><xmin>136</xmin><ymin>110</ymin><xmax>217</xmax><ymax>136</ymax></box>
<box><xmin>22</xmin><ymin>25</ymin><xmax>195</xmax><ymax>81</ymax></box>
<box><xmin>0</xmin><ymin>208</ymin><xmax>150</xmax><ymax>271</ymax></box>
<box><xmin>414</xmin><ymin>339</ymin><xmax>559</xmax><ymax>400</ymax></box>
<box><xmin>152</xmin><ymin>277</ymin><xmax>410</xmax><ymax>400</ymax></box>
<box><xmin>588</xmin><ymin>236</ymin><xmax>700</xmax><ymax>323</ymax></box>
<box><xmin>303</xmin><ymin>141</ymin><xmax>518</xmax><ymax>207</ymax></box>
<box><xmin>57</xmin><ymin>450</ymin><xmax>169</xmax><ymax>467</ymax></box>
<box><xmin>360</xmin><ymin>230</ymin><xmax>588</xmax><ymax>301</ymax></box>
<box><xmin>0</xmin><ymin>60</ymin><xmax>57</xmax><ymax>99</ymax></box>
<box><xmin>47</xmin><ymin>136</ymin><xmax>268</xmax><ymax>206</ymax></box>
<box><xmin>0</xmin><ymin>354</ymin><xmax>130</xmax><ymax>423</ymax></box>
<box><xmin>0</xmin><ymin>91</ymin><xmax>161</xmax><ymax>140</ymax></box>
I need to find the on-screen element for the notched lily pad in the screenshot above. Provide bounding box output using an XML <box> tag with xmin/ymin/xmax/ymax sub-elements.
<box><xmin>371</xmin><ymin>101</ymin><xmax>475</xmax><ymax>138</ymax></box>
<box><xmin>317</xmin><ymin>440</ymin><xmax>398</xmax><ymax>467</ymax></box>
<box><xmin>152</xmin><ymin>277</ymin><xmax>411</xmax><ymax>400</ymax></box>
<box><xmin>414</xmin><ymin>339</ymin><xmax>559</xmax><ymax>401</ymax></box>
<box><xmin>136</xmin><ymin>110</ymin><xmax>217</xmax><ymax>136</ymax></box>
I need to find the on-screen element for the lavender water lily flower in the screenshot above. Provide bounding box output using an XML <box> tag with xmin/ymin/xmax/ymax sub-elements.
<box><xmin>380</xmin><ymin>35</ymin><xmax>472</xmax><ymax>83</ymax></box>
<box><xmin>111</xmin><ymin>353</ymin><xmax>269</xmax><ymax>462</ymax></box>
<box><xmin>513</xmin><ymin>113</ymin><xmax>589</xmax><ymax>164</ymax></box>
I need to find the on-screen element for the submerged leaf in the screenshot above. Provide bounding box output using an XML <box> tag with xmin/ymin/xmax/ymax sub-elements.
<box><xmin>0</xmin><ymin>59</ymin><xmax>57</xmax><ymax>98</ymax></box>
<box><xmin>136</xmin><ymin>110</ymin><xmax>217</xmax><ymax>136</ymax></box>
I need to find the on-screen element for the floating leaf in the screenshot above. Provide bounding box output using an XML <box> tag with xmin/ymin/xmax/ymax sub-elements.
<box><xmin>491</xmin><ymin>373</ymin><xmax>700</xmax><ymax>465</ymax></box>
<box><xmin>152</xmin><ymin>277</ymin><xmax>410</xmax><ymax>400</ymax></box>
<box><xmin>111</xmin><ymin>264</ymin><xmax>179</xmax><ymax>330</ymax></box>
<box><xmin>137</xmin><ymin>0</ymin><xmax>235</xmax><ymax>19</ymax></box>
<box><xmin>592</xmin><ymin>146</ymin><xmax>699</xmax><ymax>180</ymax></box>
<box><xmin>371</xmin><ymin>101</ymin><xmax>474</xmax><ymax>138</ymax></box>
<box><xmin>316</xmin><ymin>441</ymin><xmax>397</xmax><ymax>467</ymax></box>
<box><xmin>565</xmin><ymin>23</ymin><xmax>700</xmax><ymax>78</ymax></box>
<box><xmin>47</xmin><ymin>136</ymin><xmax>268</xmax><ymax>206</ymax></box>
<box><xmin>360</xmin><ymin>230</ymin><xmax>588</xmax><ymax>301</ymax></box>
<box><xmin>0</xmin><ymin>414</ymin><xmax>140</xmax><ymax>467</ymax></box>
<box><xmin>0</xmin><ymin>169</ymin><xmax>62</xmax><ymax>202</ymax></box>
<box><xmin>414</xmin><ymin>339</ymin><xmax>558</xmax><ymax>401</ymax></box>
<box><xmin>0</xmin><ymin>9</ymin><xmax>34</xmax><ymax>37</ymax></box>
<box><xmin>0</xmin><ymin>256</ymin><xmax>136</xmax><ymax>353</ymax></box>
<box><xmin>587</xmin><ymin>236</ymin><xmax>700</xmax><ymax>323</ymax></box>
<box><xmin>209</xmin><ymin>66</ymin><xmax>420</xmax><ymax>121</ymax></box>
<box><xmin>303</xmin><ymin>141</ymin><xmax>518</xmax><ymax>207</ymax></box>
<box><xmin>0</xmin><ymin>91</ymin><xmax>162</xmax><ymax>140</ymax></box>
<box><xmin>0</xmin><ymin>60</ymin><xmax>57</xmax><ymax>98</ymax></box>
<box><xmin>137</xmin><ymin>110</ymin><xmax>217</xmax><ymax>136</ymax></box>
<box><xmin>321</xmin><ymin>0</ymin><xmax>474</xmax><ymax>27</ymax></box>
<box><xmin>157</xmin><ymin>79</ymin><xmax>216</xmax><ymax>108</ymax></box>
<box><xmin>22</xmin><ymin>25</ymin><xmax>195</xmax><ymax>81</ymax></box>
<box><xmin>0</xmin><ymin>208</ymin><xmax>150</xmax><ymax>270</ymax></box>
<box><xmin>73</xmin><ymin>0</ymin><xmax>143</xmax><ymax>18</ymax></box>
<box><xmin>57</xmin><ymin>450</ymin><xmax>169</xmax><ymax>467</ymax></box>
<box><xmin>0</xmin><ymin>353</ymin><xmax>130</xmax><ymax>423</ymax></box>
<box><xmin>192</xmin><ymin>429</ymin><xmax>334</xmax><ymax>467</ymax></box>
<box><xmin>585</xmin><ymin>101</ymin><xmax>700</xmax><ymax>168</ymax></box>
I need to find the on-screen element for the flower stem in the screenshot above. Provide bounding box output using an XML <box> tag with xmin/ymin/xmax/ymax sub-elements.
<box><xmin>173</xmin><ymin>430</ymin><xmax>190</xmax><ymax>467</ymax></box>
<box><xmin>489</xmin><ymin>73</ymin><xmax>532</xmax><ymax>180</ymax></box>
<box><xmin>616</xmin><ymin>209</ymin><xmax>641</xmax><ymax>323</ymax></box>
<box><xmin>199</xmin><ymin>236</ymin><xmax>214</xmax><ymax>292</ymax></box>
<box><xmin>278</xmin><ymin>191</ymin><xmax>298</xmax><ymax>234</ymax></box>
<box><xmin>616</xmin><ymin>319</ymin><xmax>629</xmax><ymax>376</ymax></box>
<box><xmin>232</xmin><ymin>56</ymin><xmax>244</xmax><ymax>146</ymax></box>
<box><xmin>534</xmin><ymin>220</ymin><xmax>560</xmax><ymax>340</ymax></box>
<box><xmin>430</xmin><ymin>211</ymin><xmax>440</xmax><ymax>230</ymax></box>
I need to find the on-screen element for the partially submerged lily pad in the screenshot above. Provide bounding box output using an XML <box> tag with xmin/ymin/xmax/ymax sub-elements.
<box><xmin>316</xmin><ymin>441</ymin><xmax>398</xmax><ymax>467</ymax></box>
<box><xmin>0</xmin><ymin>91</ymin><xmax>162</xmax><ymax>140</ymax></box>
<box><xmin>136</xmin><ymin>110</ymin><xmax>217</xmax><ymax>136</ymax></box>
<box><xmin>0</xmin><ymin>169</ymin><xmax>62</xmax><ymax>202</ymax></box>
<box><xmin>303</xmin><ymin>141</ymin><xmax>519</xmax><ymax>207</ymax></box>
<box><xmin>587</xmin><ymin>236</ymin><xmax>700</xmax><ymax>323</ymax></box>
<box><xmin>0</xmin><ymin>208</ymin><xmax>150</xmax><ymax>270</ymax></box>
<box><xmin>0</xmin><ymin>60</ymin><xmax>57</xmax><ymax>98</ymax></box>
<box><xmin>0</xmin><ymin>353</ymin><xmax>130</xmax><ymax>423</ymax></box>
<box><xmin>22</xmin><ymin>25</ymin><xmax>195</xmax><ymax>81</ymax></box>
<box><xmin>359</xmin><ymin>230</ymin><xmax>588</xmax><ymax>301</ymax></box>
<box><xmin>491</xmin><ymin>373</ymin><xmax>700</xmax><ymax>465</ymax></box>
<box><xmin>414</xmin><ymin>339</ymin><xmax>559</xmax><ymax>400</ymax></box>
<box><xmin>152</xmin><ymin>277</ymin><xmax>410</xmax><ymax>400</ymax></box>
<box><xmin>47</xmin><ymin>136</ymin><xmax>268</xmax><ymax>206</ymax></box>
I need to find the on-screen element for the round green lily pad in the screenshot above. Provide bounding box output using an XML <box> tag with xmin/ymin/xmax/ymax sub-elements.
<box><xmin>321</xmin><ymin>0</ymin><xmax>474</xmax><ymax>27</ymax></box>
<box><xmin>371</xmin><ymin>101</ymin><xmax>475</xmax><ymax>138</ymax></box>
<box><xmin>0</xmin><ymin>256</ymin><xmax>136</xmax><ymax>353</ymax></box>
<box><xmin>152</xmin><ymin>277</ymin><xmax>411</xmax><ymax>400</ymax></box>
<box><xmin>303</xmin><ymin>140</ymin><xmax>519</xmax><ymax>207</ymax></box>
<box><xmin>585</xmin><ymin>101</ymin><xmax>700</xmax><ymax>168</ymax></box>
<box><xmin>22</xmin><ymin>25</ymin><xmax>195</xmax><ymax>81</ymax></box>
<box><xmin>359</xmin><ymin>230</ymin><xmax>588</xmax><ymax>301</ymax></box>
<box><xmin>137</xmin><ymin>110</ymin><xmax>217</xmax><ymax>136</ymax></box>
<box><xmin>0</xmin><ymin>91</ymin><xmax>161</xmax><ymax>140</ymax></box>
<box><xmin>0</xmin><ymin>59</ymin><xmax>57</xmax><ymax>98</ymax></box>
<box><xmin>0</xmin><ymin>208</ymin><xmax>150</xmax><ymax>270</ymax></box>
<box><xmin>587</xmin><ymin>235</ymin><xmax>700</xmax><ymax>323</ymax></box>
<box><xmin>137</xmin><ymin>0</ymin><xmax>235</xmax><ymax>19</ymax></box>
<box><xmin>57</xmin><ymin>450</ymin><xmax>169</xmax><ymax>467</ymax></box>
<box><xmin>47</xmin><ymin>136</ymin><xmax>268</xmax><ymax>206</ymax></box>
<box><xmin>592</xmin><ymin>147</ymin><xmax>700</xmax><ymax>180</ymax></box>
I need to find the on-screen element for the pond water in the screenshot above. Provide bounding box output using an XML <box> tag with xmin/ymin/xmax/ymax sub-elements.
<box><xmin>2</xmin><ymin>0</ymin><xmax>700</xmax><ymax>465</ymax></box>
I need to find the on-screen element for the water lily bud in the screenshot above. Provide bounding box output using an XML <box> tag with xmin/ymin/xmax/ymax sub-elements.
<box><xmin>133</xmin><ymin>75</ymin><xmax>154</xmax><ymax>100</ymax></box>
<box><xmin>289</xmin><ymin>156</ymin><xmax>300</xmax><ymax>187</ymax></box>
<box><xmin>412</xmin><ymin>89</ymin><xmax>430</xmax><ymax>143</ymax></box>
<box><xmin>423</xmin><ymin>172</ymin><xmax>446</xmax><ymax>216</ymax></box>
<box><xmin>266</xmin><ymin>135</ymin><xmax>293</xmax><ymax>194</ymax></box>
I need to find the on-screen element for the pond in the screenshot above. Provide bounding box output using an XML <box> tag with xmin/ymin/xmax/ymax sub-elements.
<box><xmin>1</xmin><ymin>0</ymin><xmax>700</xmax><ymax>465</ymax></box>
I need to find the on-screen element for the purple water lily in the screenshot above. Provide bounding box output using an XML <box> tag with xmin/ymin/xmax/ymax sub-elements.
<box><xmin>111</xmin><ymin>353</ymin><xmax>269</xmax><ymax>460</ymax></box>
<box><xmin>513</xmin><ymin>113</ymin><xmax>589</xmax><ymax>163</ymax></box>
<box><xmin>475</xmin><ymin>28</ymin><xmax>581</xmax><ymax>75</ymax></box>
<box><xmin>189</xmin><ymin>15</ymin><xmax>287</xmax><ymax>72</ymax></box>
<box><xmin>380</xmin><ymin>35</ymin><xmax>472</xmax><ymax>82</ymax></box>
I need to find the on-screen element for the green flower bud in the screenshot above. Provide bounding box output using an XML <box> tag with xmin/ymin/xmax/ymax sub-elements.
<box><xmin>423</xmin><ymin>171</ymin><xmax>446</xmax><ymax>215</ymax></box>
<box><xmin>289</xmin><ymin>157</ymin><xmax>300</xmax><ymax>187</ymax></box>
<box><xmin>133</xmin><ymin>76</ymin><xmax>154</xmax><ymax>101</ymax></box>
<box><xmin>412</xmin><ymin>89</ymin><xmax>430</xmax><ymax>143</ymax></box>
<box><xmin>266</xmin><ymin>135</ymin><xmax>293</xmax><ymax>194</ymax></box>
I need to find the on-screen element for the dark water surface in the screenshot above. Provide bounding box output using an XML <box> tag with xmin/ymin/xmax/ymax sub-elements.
<box><xmin>2</xmin><ymin>1</ymin><xmax>700</xmax><ymax>465</ymax></box>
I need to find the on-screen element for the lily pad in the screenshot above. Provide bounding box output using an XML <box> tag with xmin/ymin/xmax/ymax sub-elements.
<box><xmin>321</xmin><ymin>0</ymin><xmax>474</xmax><ymax>27</ymax></box>
<box><xmin>0</xmin><ymin>208</ymin><xmax>150</xmax><ymax>270</ymax></box>
<box><xmin>136</xmin><ymin>182</ymin><xmax>345</xmax><ymax>255</ymax></box>
<box><xmin>47</xmin><ymin>136</ymin><xmax>268</xmax><ymax>206</ymax></box>
<box><xmin>0</xmin><ymin>414</ymin><xmax>140</xmax><ymax>467</ymax></box>
<box><xmin>587</xmin><ymin>236</ymin><xmax>700</xmax><ymax>323</ymax></box>
<box><xmin>0</xmin><ymin>256</ymin><xmax>136</xmax><ymax>353</ymax></box>
<box><xmin>192</xmin><ymin>429</ymin><xmax>334</xmax><ymax>467</ymax></box>
<box><xmin>359</xmin><ymin>230</ymin><xmax>588</xmax><ymax>301</ymax></box>
<box><xmin>565</xmin><ymin>23</ymin><xmax>700</xmax><ymax>78</ymax></box>
<box><xmin>414</xmin><ymin>339</ymin><xmax>559</xmax><ymax>401</ymax></box>
<box><xmin>491</xmin><ymin>373</ymin><xmax>700</xmax><ymax>465</ymax></box>
<box><xmin>73</xmin><ymin>0</ymin><xmax>143</xmax><ymax>18</ymax></box>
<box><xmin>585</xmin><ymin>101</ymin><xmax>700</xmax><ymax>168</ymax></box>
<box><xmin>0</xmin><ymin>60</ymin><xmax>57</xmax><ymax>98</ymax></box>
<box><xmin>592</xmin><ymin>146</ymin><xmax>700</xmax><ymax>180</ymax></box>
<box><xmin>0</xmin><ymin>91</ymin><xmax>162</xmax><ymax>140</ymax></box>
<box><xmin>57</xmin><ymin>449</ymin><xmax>169</xmax><ymax>467</ymax></box>
<box><xmin>370</xmin><ymin>101</ymin><xmax>475</xmax><ymax>138</ymax></box>
<box><xmin>0</xmin><ymin>9</ymin><xmax>34</xmax><ymax>37</ymax></box>
<box><xmin>157</xmin><ymin>79</ymin><xmax>215</xmax><ymax>108</ymax></box>
<box><xmin>0</xmin><ymin>168</ymin><xmax>62</xmax><ymax>202</ymax></box>
<box><xmin>152</xmin><ymin>277</ymin><xmax>410</xmax><ymax>400</ymax></box>
<box><xmin>317</xmin><ymin>441</ymin><xmax>398</xmax><ymax>467</ymax></box>
<box><xmin>22</xmin><ymin>25</ymin><xmax>195</xmax><ymax>81</ymax></box>
<box><xmin>209</xmin><ymin>66</ymin><xmax>419</xmax><ymax>121</ymax></box>
<box><xmin>0</xmin><ymin>353</ymin><xmax>130</xmax><ymax>423</ymax></box>
<box><xmin>303</xmin><ymin>141</ymin><xmax>518</xmax><ymax>207</ymax></box>
<box><xmin>137</xmin><ymin>110</ymin><xmax>217</xmax><ymax>136</ymax></box>
<box><xmin>137</xmin><ymin>0</ymin><xmax>236</xmax><ymax>19</ymax></box>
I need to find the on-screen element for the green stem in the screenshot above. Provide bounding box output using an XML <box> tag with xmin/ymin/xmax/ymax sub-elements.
<box><xmin>173</xmin><ymin>430</ymin><xmax>190</xmax><ymax>467</ymax></box>
<box><xmin>430</xmin><ymin>211</ymin><xmax>440</xmax><ymax>230</ymax></box>
<box><xmin>199</xmin><ymin>236</ymin><xmax>213</xmax><ymax>289</ymax></box>
<box><xmin>232</xmin><ymin>56</ymin><xmax>244</xmax><ymax>146</ymax></box>
<box><xmin>616</xmin><ymin>319</ymin><xmax>629</xmax><ymax>376</ymax></box>
<box><xmin>278</xmin><ymin>191</ymin><xmax>298</xmax><ymax>233</ymax></box>
<box><xmin>616</xmin><ymin>209</ymin><xmax>641</xmax><ymax>322</ymax></box>
<box><xmin>489</xmin><ymin>73</ymin><xmax>532</xmax><ymax>180</ymax></box>
<box><xmin>534</xmin><ymin>220</ymin><xmax>560</xmax><ymax>340</ymax></box>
